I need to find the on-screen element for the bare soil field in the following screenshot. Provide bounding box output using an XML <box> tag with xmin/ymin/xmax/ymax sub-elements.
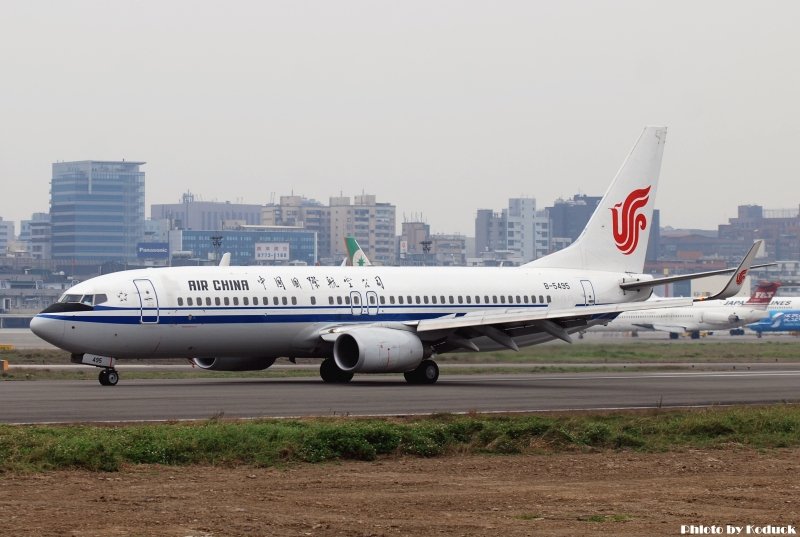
<box><xmin>2</xmin><ymin>448</ymin><xmax>798</xmax><ymax>536</ymax></box>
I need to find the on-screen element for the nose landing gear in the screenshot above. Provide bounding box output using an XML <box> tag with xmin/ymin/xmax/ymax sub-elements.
<box><xmin>98</xmin><ymin>368</ymin><xmax>119</xmax><ymax>386</ymax></box>
<box><xmin>71</xmin><ymin>354</ymin><xmax>120</xmax><ymax>386</ymax></box>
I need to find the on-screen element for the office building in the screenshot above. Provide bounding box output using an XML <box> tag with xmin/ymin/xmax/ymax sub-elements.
<box><xmin>50</xmin><ymin>160</ymin><xmax>145</xmax><ymax>267</ymax></box>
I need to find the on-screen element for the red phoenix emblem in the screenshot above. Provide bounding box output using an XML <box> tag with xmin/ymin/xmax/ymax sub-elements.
<box><xmin>736</xmin><ymin>269</ymin><xmax>747</xmax><ymax>286</ymax></box>
<box><xmin>611</xmin><ymin>186</ymin><xmax>651</xmax><ymax>255</ymax></box>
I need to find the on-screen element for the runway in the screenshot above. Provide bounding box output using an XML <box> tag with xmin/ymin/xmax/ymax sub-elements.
<box><xmin>2</xmin><ymin>370</ymin><xmax>799</xmax><ymax>424</ymax></box>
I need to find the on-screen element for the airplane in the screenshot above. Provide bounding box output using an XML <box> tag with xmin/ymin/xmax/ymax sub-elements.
<box><xmin>31</xmin><ymin>126</ymin><xmax>756</xmax><ymax>386</ymax></box>
<box><xmin>589</xmin><ymin>275</ymin><xmax>778</xmax><ymax>339</ymax></box>
<box><xmin>747</xmin><ymin>296</ymin><xmax>800</xmax><ymax>337</ymax></box>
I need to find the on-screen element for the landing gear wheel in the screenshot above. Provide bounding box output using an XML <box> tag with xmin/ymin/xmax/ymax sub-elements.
<box><xmin>320</xmin><ymin>359</ymin><xmax>353</xmax><ymax>383</ymax></box>
<box><xmin>690</xmin><ymin>331</ymin><xmax>701</xmax><ymax>340</ymax></box>
<box><xmin>98</xmin><ymin>369</ymin><xmax>119</xmax><ymax>386</ymax></box>
<box><xmin>404</xmin><ymin>359</ymin><xmax>439</xmax><ymax>385</ymax></box>
<box><xmin>106</xmin><ymin>369</ymin><xmax>119</xmax><ymax>386</ymax></box>
<box><xmin>669</xmin><ymin>332</ymin><xmax>679</xmax><ymax>340</ymax></box>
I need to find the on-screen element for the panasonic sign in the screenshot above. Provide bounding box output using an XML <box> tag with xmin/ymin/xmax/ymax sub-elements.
<box><xmin>137</xmin><ymin>242</ymin><xmax>169</xmax><ymax>259</ymax></box>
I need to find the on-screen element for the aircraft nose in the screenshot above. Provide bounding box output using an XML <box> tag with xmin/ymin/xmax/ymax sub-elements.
<box><xmin>30</xmin><ymin>315</ymin><xmax>65</xmax><ymax>347</ymax></box>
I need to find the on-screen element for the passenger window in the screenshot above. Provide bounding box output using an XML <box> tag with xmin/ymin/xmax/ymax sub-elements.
<box><xmin>262</xmin><ymin>297</ymin><xmax>268</xmax><ymax>305</ymax></box>
<box><xmin>466</xmin><ymin>296</ymin><xmax>471</xmax><ymax>304</ymax></box>
<box><xmin>508</xmin><ymin>295</ymin><xmax>513</xmax><ymax>303</ymax></box>
<box><xmin>523</xmin><ymin>295</ymin><xmax>528</xmax><ymax>303</ymax></box>
<box><xmin>274</xmin><ymin>297</ymin><xmax>280</xmax><ymax>305</ymax></box>
<box><xmin>215</xmin><ymin>297</ymin><xmax>221</xmax><ymax>306</ymax></box>
<box><xmin>337</xmin><ymin>296</ymin><xmax>343</xmax><ymax>305</ymax></box>
<box><xmin>224</xmin><ymin>297</ymin><xmax>230</xmax><ymax>306</ymax></box>
<box><xmin>291</xmin><ymin>297</ymin><xmax>297</xmax><ymax>305</ymax></box>
<box><xmin>431</xmin><ymin>296</ymin><xmax>437</xmax><ymax>304</ymax></box>
<box><xmin>233</xmin><ymin>297</ymin><xmax>239</xmax><ymax>306</ymax></box>
<box><xmin>448</xmin><ymin>296</ymin><xmax>454</xmax><ymax>304</ymax></box>
<box><xmin>369</xmin><ymin>295</ymin><xmax>376</xmax><ymax>305</ymax></box>
<box><xmin>531</xmin><ymin>295</ymin><xmax>537</xmax><ymax>303</ymax></box>
<box><xmin>282</xmin><ymin>297</ymin><xmax>288</xmax><ymax>305</ymax></box>
<box><xmin>440</xmin><ymin>296</ymin><xmax>446</xmax><ymax>304</ymax></box>
<box><xmin>458</xmin><ymin>296</ymin><xmax>463</xmax><ymax>303</ymax></box>
<box><xmin>178</xmin><ymin>297</ymin><xmax>184</xmax><ymax>306</ymax></box>
<box><xmin>415</xmin><ymin>296</ymin><xmax>421</xmax><ymax>304</ymax></box>
<box><xmin>516</xmin><ymin>295</ymin><xmax>521</xmax><ymax>303</ymax></box>
<box><xmin>243</xmin><ymin>297</ymin><xmax>249</xmax><ymax>306</ymax></box>
<box><xmin>547</xmin><ymin>295</ymin><xmax>552</xmax><ymax>303</ymax></box>
<box><xmin>311</xmin><ymin>297</ymin><xmax>317</xmax><ymax>305</ymax></box>
<box><xmin>398</xmin><ymin>296</ymin><xmax>404</xmax><ymax>304</ymax></box>
<box><xmin>379</xmin><ymin>296</ymin><xmax>385</xmax><ymax>305</ymax></box>
<box><xmin>329</xmin><ymin>296</ymin><xmax>335</xmax><ymax>305</ymax></box>
<box><xmin>206</xmin><ymin>297</ymin><xmax>212</xmax><ymax>306</ymax></box>
<box><xmin>345</xmin><ymin>296</ymin><xmax>351</xmax><ymax>305</ymax></box>
<box><xmin>423</xmin><ymin>296</ymin><xmax>429</xmax><ymax>304</ymax></box>
<box><xmin>197</xmin><ymin>297</ymin><xmax>202</xmax><ymax>306</ymax></box>
<box><xmin>500</xmin><ymin>296</ymin><xmax>506</xmax><ymax>304</ymax></box>
<box><xmin>539</xmin><ymin>295</ymin><xmax>544</xmax><ymax>303</ymax></box>
<box><xmin>188</xmin><ymin>297</ymin><xmax>194</xmax><ymax>306</ymax></box>
<box><xmin>390</xmin><ymin>296</ymin><xmax>396</xmax><ymax>304</ymax></box>
<box><xmin>407</xmin><ymin>295</ymin><xmax>412</xmax><ymax>304</ymax></box>
<box><xmin>485</xmin><ymin>295</ymin><xmax>490</xmax><ymax>303</ymax></box>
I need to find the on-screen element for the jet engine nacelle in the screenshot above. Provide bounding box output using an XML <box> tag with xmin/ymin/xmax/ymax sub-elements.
<box><xmin>333</xmin><ymin>327</ymin><xmax>424</xmax><ymax>373</ymax></box>
<box><xmin>191</xmin><ymin>357</ymin><xmax>276</xmax><ymax>371</ymax></box>
<box><xmin>700</xmin><ymin>311</ymin><xmax>740</xmax><ymax>326</ymax></box>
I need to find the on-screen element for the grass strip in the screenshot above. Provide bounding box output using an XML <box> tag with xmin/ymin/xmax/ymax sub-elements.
<box><xmin>1</xmin><ymin>405</ymin><xmax>798</xmax><ymax>473</ymax></box>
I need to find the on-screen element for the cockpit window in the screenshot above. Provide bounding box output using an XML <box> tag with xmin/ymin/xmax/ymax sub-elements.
<box><xmin>58</xmin><ymin>293</ymin><xmax>107</xmax><ymax>306</ymax></box>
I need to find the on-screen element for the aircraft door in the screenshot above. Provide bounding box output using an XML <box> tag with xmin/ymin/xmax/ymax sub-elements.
<box><xmin>349</xmin><ymin>291</ymin><xmax>364</xmax><ymax>316</ymax></box>
<box><xmin>133</xmin><ymin>279</ymin><xmax>160</xmax><ymax>323</ymax></box>
<box><xmin>580</xmin><ymin>280</ymin><xmax>596</xmax><ymax>306</ymax></box>
<box><xmin>366</xmin><ymin>291</ymin><xmax>379</xmax><ymax>315</ymax></box>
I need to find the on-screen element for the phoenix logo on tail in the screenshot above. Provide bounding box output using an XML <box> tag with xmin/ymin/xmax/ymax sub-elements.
<box><xmin>611</xmin><ymin>186</ymin><xmax>651</xmax><ymax>255</ymax></box>
<box><xmin>736</xmin><ymin>269</ymin><xmax>748</xmax><ymax>286</ymax></box>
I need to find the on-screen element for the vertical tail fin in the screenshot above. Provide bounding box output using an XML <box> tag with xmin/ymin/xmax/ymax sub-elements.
<box><xmin>526</xmin><ymin>126</ymin><xmax>667</xmax><ymax>273</ymax></box>
<box><xmin>746</xmin><ymin>281</ymin><xmax>781</xmax><ymax>308</ymax></box>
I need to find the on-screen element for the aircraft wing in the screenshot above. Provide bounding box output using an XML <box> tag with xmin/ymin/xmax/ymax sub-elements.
<box><xmin>412</xmin><ymin>298</ymin><xmax>692</xmax><ymax>333</ymax></box>
<box><xmin>319</xmin><ymin>297</ymin><xmax>692</xmax><ymax>348</ymax></box>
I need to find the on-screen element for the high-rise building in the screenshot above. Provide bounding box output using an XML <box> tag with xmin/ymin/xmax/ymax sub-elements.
<box><xmin>476</xmin><ymin>198</ymin><xmax>548</xmax><ymax>263</ymax></box>
<box><xmin>19</xmin><ymin>213</ymin><xmax>51</xmax><ymax>260</ymax></box>
<box><xmin>547</xmin><ymin>194</ymin><xmax>602</xmax><ymax>246</ymax></box>
<box><xmin>329</xmin><ymin>195</ymin><xmax>396</xmax><ymax>265</ymax></box>
<box><xmin>475</xmin><ymin>209</ymin><xmax>507</xmax><ymax>255</ymax></box>
<box><xmin>152</xmin><ymin>191</ymin><xmax>263</xmax><ymax>231</ymax></box>
<box><xmin>51</xmin><ymin>160</ymin><xmax>145</xmax><ymax>266</ymax></box>
<box><xmin>262</xmin><ymin>196</ymin><xmax>330</xmax><ymax>261</ymax></box>
<box><xmin>0</xmin><ymin>217</ymin><xmax>14</xmax><ymax>256</ymax></box>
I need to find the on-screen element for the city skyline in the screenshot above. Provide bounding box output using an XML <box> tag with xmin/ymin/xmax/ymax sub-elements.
<box><xmin>1</xmin><ymin>1</ymin><xmax>799</xmax><ymax>235</ymax></box>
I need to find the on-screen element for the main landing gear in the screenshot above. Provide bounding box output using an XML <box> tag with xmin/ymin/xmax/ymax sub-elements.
<box><xmin>320</xmin><ymin>358</ymin><xmax>354</xmax><ymax>383</ymax></box>
<box><xmin>98</xmin><ymin>368</ymin><xmax>119</xmax><ymax>386</ymax></box>
<box><xmin>404</xmin><ymin>359</ymin><xmax>439</xmax><ymax>385</ymax></box>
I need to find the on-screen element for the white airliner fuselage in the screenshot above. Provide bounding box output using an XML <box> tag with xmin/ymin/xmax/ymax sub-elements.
<box><xmin>33</xmin><ymin>265</ymin><xmax>649</xmax><ymax>360</ymax></box>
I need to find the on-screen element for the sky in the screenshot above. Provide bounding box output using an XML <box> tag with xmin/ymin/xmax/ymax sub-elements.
<box><xmin>1</xmin><ymin>1</ymin><xmax>799</xmax><ymax>236</ymax></box>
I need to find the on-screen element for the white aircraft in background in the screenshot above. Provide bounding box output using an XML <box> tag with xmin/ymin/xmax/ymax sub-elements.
<box><xmin>31</xmin><ymin>126</ymin><xmax>755</xmax><ymax>386</ymax></box>
<box><xmin>590</xmin><ymin>276</ymin><xmax>778</xmax><ymax>339</ymax></box>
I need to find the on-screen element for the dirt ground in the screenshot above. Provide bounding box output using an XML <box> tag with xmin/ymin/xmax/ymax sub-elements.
<box><xmin>1</xmin><ymin>448</ymin><xmax>799</xmax><ymax>537</ymax></box>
